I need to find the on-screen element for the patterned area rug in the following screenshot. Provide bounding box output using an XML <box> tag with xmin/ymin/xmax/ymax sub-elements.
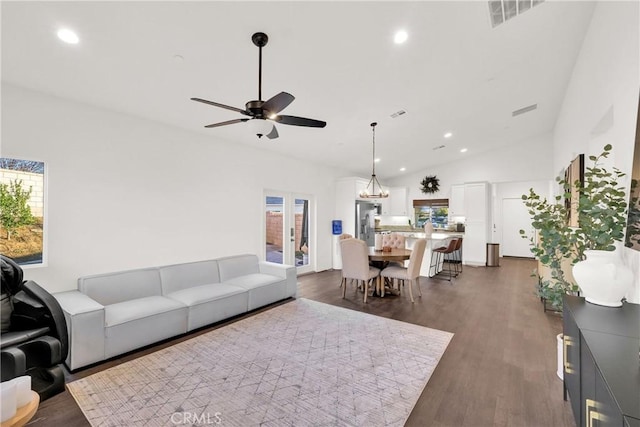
<box><xmin>67</xmin><ymin>298</ymin><xmax>453</xmax><ymax>427</ymax></box>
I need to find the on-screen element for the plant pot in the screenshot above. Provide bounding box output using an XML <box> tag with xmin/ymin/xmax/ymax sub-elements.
<box><xmin>572</xmin><ymin>249</ymin><xmax>633</xmax><ymax>307</ymax></box>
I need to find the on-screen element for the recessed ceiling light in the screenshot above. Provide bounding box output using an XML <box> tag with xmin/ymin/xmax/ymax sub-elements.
<box><xmin>375</xmin><ymin>158</ymin><xmax>381</xmax><ymax>163</ymax></box>
<box><xmin>460</xmin><ymin>148</ymin><xmax>468</xmax><ymax>153</ymax></box>
<box><xmin>57</xmin><ymin>28</ymin><xmax>79</xmax><ymax>44</ymax></box>
<box><xmin>444</xmin><ymin>132</ymin><xmax>453</xmax><ymax>138</ymax></box>
<box><xmin>400</xmin><ymin>167</ymin><xmax>406</xmax><ymax>172</ymax></box>
<box><xmin>394</xmin><ymin>30</ymin><xmax>408</xmax><ymax>44</ymax></box>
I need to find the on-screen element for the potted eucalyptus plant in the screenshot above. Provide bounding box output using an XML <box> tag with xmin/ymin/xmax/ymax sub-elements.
<box><xmin>571</xmin><ymin>145</ymin><xmax>632</xmax><ymax>307</ymax></box>
<box><xmin>520</xmin><ymin>183</ymin><xmax>580</xmax><ymax>311</ymax></box>
<box><xmin>521</xmin><ymin>144</ymin><xmax>631</xmax><ymax>310</ymax></box>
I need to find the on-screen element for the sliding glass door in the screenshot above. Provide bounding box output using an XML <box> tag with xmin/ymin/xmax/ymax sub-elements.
<box><xmin>264</xmin><ymin>192</ymin><xmax>313</xmax><ymax>274</ymax></box>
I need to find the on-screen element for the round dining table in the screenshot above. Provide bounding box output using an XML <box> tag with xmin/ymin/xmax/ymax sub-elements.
<box><xmin>367</xmin><ymin>247</ymin><xmax>412</xmax><ymax>263</ymax></box>
<box><xmin>367</xmin><ymin>248</ymin><xmax>412</xmax><ymax>296</ymax></box>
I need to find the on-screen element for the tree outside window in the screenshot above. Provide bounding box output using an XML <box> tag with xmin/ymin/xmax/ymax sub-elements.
<box><xmin>0</xmin><ymin>158</ymin><xmax>45</xmax><ymax>265</ymax></box>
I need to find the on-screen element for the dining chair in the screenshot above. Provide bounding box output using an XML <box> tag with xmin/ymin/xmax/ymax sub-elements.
<box><xmin>381</xmin><ymin>233</ymin><xmax>405</xmax><ymax>249</ymax></box>
<box><xmin>336</xmin><ymin>233</ymin><xmax>354</xmax><ymax>287</ymax></box>
<box><xmin>431</xmin><ymin>238</ymin><xmax>458</xmax><ymax>282</ymax></box>
<box><xmin>380</xmin><ymin>238</ymin><xmax>427</xmax><ymax>303</ymax></box>
<box><xmin>381</xmin><ymin>232</ymin><xmax>407</xmax><ymax>269</ymax></box>
<box><xmin>340</xmin><ymin>238</ymin><xmax>380</xmax><ymax>303</ymax></box>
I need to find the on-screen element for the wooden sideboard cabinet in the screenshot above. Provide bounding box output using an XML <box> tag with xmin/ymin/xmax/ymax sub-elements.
<box><xmin>563</xmin><ymin>295</ymin><xmax>640</xmax><ymax>427</ymax></box>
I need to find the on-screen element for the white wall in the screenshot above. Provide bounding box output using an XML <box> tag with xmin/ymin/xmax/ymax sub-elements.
<box><xmin>1</xmin><ymin>84</ymin><xmax>346</xmax><ymax>293</ymax></box>
<box><xmin>386</xmin><ymin>131</ymin><xmax>555</xmax><ymax>199</ymax></box>
<box><xmin>553</xmin><ymin>1</ymin><xmax>640</xmax><ymax>303</ymax></box>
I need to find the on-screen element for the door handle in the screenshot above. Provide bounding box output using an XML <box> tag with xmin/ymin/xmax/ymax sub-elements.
<box><xmin>563</xmin><ymin>335</ymin><xmax>573</xmax><ymax>374</ymax></box>
<box><xmin>586</xmin><ymin>399</ymin><xmax>608</xmax><ymax>427</ymax></box>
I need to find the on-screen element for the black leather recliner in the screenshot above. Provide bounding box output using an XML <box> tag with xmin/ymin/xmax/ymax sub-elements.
<box><xmin>0</xmin><ymin>255</ymin><xmax>68</xmax><ymax>401</ymax></box>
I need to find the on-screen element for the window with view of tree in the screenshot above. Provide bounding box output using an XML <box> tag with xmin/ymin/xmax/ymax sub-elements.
<box><xmin>0</xmin><ymin>158</ymin><xmax>45</xmax><ymax>265</ymax></box>
<box><xmin>413</xmin><ymin>199</ymin><xmax>449</xmax><ymax>229</ymax></box>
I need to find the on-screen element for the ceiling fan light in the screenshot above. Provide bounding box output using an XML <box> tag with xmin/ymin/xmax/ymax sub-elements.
<box><xmin>248</xmin><ymin>119</ymin><xmax>273</xmax><ymax>138</ymax></box>
<box><xmin>57</xmin><ymin>28</ymin><xmax>79</xmax><ymax>44</ymax></box>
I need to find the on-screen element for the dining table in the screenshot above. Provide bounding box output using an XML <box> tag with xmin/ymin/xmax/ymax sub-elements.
<box><xmin>367</xmin><ymin>247</ymin><xmax>412</xmax><ymax>263</ymax></box>
<box><xmin>367</xmin><ymin>247</ymin><xmax>412</xmax><ymax>296</ymax></box>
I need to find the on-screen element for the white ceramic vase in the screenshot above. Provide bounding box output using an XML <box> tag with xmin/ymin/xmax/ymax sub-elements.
<box><xmin>572</xmin><ymin>249</ymin><xmax>633</xmax><ymax>307</ymax></box>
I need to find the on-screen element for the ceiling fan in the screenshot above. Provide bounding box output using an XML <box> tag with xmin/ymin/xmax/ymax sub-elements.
<box><xmin>191</xmin><ymin>32</ymin><xmax>326</xmax><ymax>139</ymax></box>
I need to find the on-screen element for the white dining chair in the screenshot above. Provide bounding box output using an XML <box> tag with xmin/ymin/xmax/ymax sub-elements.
<box><xmin>380</xmin><ymin>238</ymin><xmax>427</xmax><ymax>303</ymax></box>
<box><xmin>340</xmin><ymin>238</ymin><xmax>380</xmax><ymax>303</ymax></box>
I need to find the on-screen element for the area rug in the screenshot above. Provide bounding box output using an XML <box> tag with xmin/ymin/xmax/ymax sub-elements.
<box><xmin>67</xmin><ymin>298</ymin><xmax>453</xmax><ymax>427</ymax></box>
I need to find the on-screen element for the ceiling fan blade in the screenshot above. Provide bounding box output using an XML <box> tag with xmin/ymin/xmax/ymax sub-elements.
<box><xmin>261</xmin><ymin>92</ymin><xmax>295</xmax><ymax>115</ymax></box>
<box><xmin>274</xmin><ymin>115</ymin><xmax>326</xmax><ymax>128</ymax></box>
<box><xmin>204</xmin><ymin>118</ymin><xmax>249</xmax><ymax>128</ymax></box>
<box><xmin>191</xmin><ymin>98</ymin><xmax>249</xmax><ymax>116</ymax></box>
<box><xmin>265</xmin><ymin>125</ymin><xmax>279</xmax><ymax>139</ymax></box>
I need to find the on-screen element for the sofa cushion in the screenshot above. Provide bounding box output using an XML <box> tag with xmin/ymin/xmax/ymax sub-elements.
<box><xmin>222</xmin><ymin>274</ymin><xmax>287</xmax><ymax>311</ymax></box>
<box><xmin>166</xmin><ymin>284</ymin><xmax>249</xmax><ymax>331</ymax></box>
<box><xmin>217</xmin><ymin>254</ymin><xmax>259</xmax><ymax>282</ymax></box>
<box><xmin>165</xmin><ymin>283</ymin><xmax>245</xmax><ymax>307</ymax></box>
<box><xmin>105</xmin><ymin>296</ymin><xmax>186</xmax><ymax>327</ymax></box>
<box><xmin>159</xmin><ymin>260</ymin><xmax>220</xmax><ymax>295</ymax></box>
<box><xmin>79</xmin><ymin>268</ymin><xmax>162</xmax><ymax>306</ymax></box>
<box><xmin>223</xmin><ymin>273</ymin><xmax>281</xmax><ymax>290</ymax></box>
<box><xmin>104</xmin><ymin>296</ymin><xmax>187</xmax><ymax>359</ymax></box>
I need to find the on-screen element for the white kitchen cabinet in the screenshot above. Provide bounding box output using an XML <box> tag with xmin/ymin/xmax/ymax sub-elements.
<box><xmin>464</xmin><ymin>182</ymin><xmax>489</xmax><ymax>222</ymax></box>
<box><xmin>461</xmin><ymin>182</ymin><xmax>491</xmax><ymax>266</ymax></box>
<box><xmin>383</xmin><ymin>186</ymin><xmax>408</xmax><ymax>215</ymax></box>
<box><xmin>449</xmin><ymin>184</ymin><xmax>465</xmax><ymax>217</ymax></box>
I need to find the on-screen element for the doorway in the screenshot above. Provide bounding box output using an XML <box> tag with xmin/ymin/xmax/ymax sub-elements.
<box><xmin>502</xmin><ymin>198</ymin><xmax>535</xmax><ymax>258</ymax></box>
<box><xmin>264</xmin><ymin>192</ymin><xmax>313</xmax><ymax>274</ymax></box>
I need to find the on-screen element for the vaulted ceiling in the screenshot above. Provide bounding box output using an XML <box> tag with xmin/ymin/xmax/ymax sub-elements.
<box><xmin>1</xmin><ymin>1</ymin><xmax>596</xmax><ymax>178</ymax></box>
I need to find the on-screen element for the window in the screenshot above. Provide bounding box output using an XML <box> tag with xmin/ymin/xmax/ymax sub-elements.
<box><xmin>0</xmin><ymin>158</ymin><xmax>45</xmax><ymax>265</ymax></box>
<box><xmin>413</xmin><ymin>199</ymin><xmax>449</xmax><ymax>229</ymax></box>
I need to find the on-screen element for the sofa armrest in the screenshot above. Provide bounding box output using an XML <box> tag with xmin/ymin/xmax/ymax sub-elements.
<box><xmin>258</xmin><ymin>261</ymin><xmax>298</xmax><ymax>298</ymax></box>
<box><xmin>53</xmin><ymin>291</ymin><xmax>105</xmax><ymax>371</ymax></box>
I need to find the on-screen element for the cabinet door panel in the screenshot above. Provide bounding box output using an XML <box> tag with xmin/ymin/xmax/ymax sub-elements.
<box><xmin>563</xmin><ymin>306</ymin><xmax>581</xmax><ymax>425</ymax></box>
<box><xmin>593</xmin><ymin>368</ymin><xmax>623</xmax><ymax>426</ymax></box>
<box><xmin>581</xmin><ymin>342</ymin><xmax>597</xmax><ymax>427</ymax></box>
<box><xmin>625</xmin><ymin>416</ymin><xmax>640</xmax><ymax>427</ymax></box>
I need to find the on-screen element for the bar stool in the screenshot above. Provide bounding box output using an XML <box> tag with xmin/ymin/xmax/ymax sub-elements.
<box><xmin>452</xmin><ymin>238</ymin><xmax>463</xmax><ymax>276</ymax></box>
<box><xmin>430</xmin><ymin>238</ymin><xmax>458</xmax><ymax>281</ymax></box>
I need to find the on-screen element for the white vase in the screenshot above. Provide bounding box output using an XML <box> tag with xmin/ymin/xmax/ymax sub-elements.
<box><xmin>572</xmin><ymin>249</ymin><xmax>634</xmax><ymax>307</ymax></box>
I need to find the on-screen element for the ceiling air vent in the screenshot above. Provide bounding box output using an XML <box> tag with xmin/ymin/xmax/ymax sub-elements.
<box><xmin>488</xmin><ymin>0</ymin><xmax>545</xmax><ymax>28</ymax></box>
<box><xmin>512</xmin><ymin>103</ymin><xmax>538</xmax><ymax>117</ymax></box>
<box><xmin>390</xmin><ymin>110</ymin><xmax>406</xmax><ymax>119</ymax></box>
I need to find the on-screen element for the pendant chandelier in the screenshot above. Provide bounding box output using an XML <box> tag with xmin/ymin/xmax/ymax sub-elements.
<box><xmin>359</xmin><ymin>122</ymin><xmax>389</xmax><ymax>199</ymax></box>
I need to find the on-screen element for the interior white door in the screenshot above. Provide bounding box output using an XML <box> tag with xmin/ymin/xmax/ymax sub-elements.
<box><xmin>502</xmin><ymin>198</ymin><xmax>534</xmax><ymax>258</ymax></box>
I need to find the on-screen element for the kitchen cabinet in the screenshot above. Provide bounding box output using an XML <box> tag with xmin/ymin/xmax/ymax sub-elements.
<box><xmin>449</xmin><ymin>184</ymin><xmax>465</xmax><ymax>217</ymax></box>
<box><xmin>383</xmin><ymin>186</ymin><xmax>408</xmax><ymax>215</ymax></box>
<box><xmin>463</xmin><ymin>182</ymin><xmax>489</xmax><ymax>222</ymax></box>
<box><xmin>460</xmin><ymin>182</ymin><xmax>490</xmax><ymax>266</ymax></box>
<box><xmin>563</xmin><ymin>296</ymin><xmax>640</xmax><ymax>427</ymax></box>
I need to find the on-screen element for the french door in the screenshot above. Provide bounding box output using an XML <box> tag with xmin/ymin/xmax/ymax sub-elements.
<box><xmin>264</xmin><ymin>191</ymin><xmax>313</xmax><ymax>274</ymax></box>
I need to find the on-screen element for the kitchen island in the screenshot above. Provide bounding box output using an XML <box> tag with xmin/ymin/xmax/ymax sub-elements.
<box><xmin>402</xmin><ymin>232</ymin><xmax>463</xmax><ymax>277</ymax></box>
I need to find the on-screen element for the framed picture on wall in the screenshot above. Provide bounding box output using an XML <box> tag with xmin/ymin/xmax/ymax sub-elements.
<box><xmin>565</xmin><ymin>154</ymin><xmax>584</xmax><ymax>228</ymax></box>
<box><xmin>624</xmin><ymin>96</ymin><xmax>640</xmax><ymax>250</ymax></box>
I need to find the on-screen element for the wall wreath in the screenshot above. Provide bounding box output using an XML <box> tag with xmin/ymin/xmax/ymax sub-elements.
<box><xmin>420</xmin><ymin>175</ymin><xmax>440</xmax><ymax>194</ymax></box>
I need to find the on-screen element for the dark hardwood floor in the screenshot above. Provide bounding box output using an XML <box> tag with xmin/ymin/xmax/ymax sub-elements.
<box><xmin>31</xmin><ymin>257</ymin><xmax>575</xmax><ymax>427</ymax></box>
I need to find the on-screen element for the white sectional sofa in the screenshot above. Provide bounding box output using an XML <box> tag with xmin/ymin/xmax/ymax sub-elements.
<box><xmin>54</xmin><ymin>254</ymin><xmax>297</xmax><ymax>371</ymax></box>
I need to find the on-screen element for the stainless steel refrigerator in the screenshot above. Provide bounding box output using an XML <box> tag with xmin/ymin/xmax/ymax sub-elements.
<box><xmin>355</xmin><ymin>201</ymin><xmax>380</xmax><ymax>246</ymax></box>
